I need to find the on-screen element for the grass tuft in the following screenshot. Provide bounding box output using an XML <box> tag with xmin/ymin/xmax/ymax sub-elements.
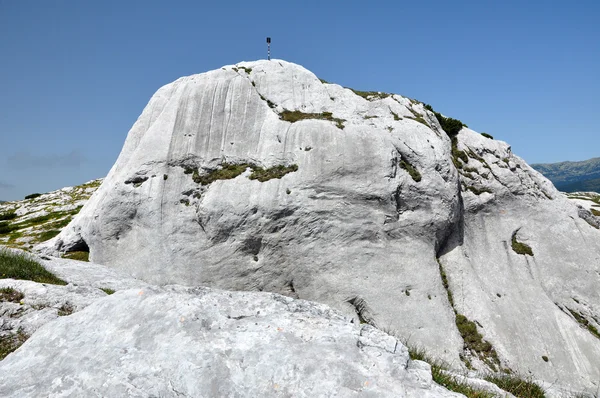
<box><xmin>483</xmin><ymin>374</ymin><xmax>545</xmax><ymax>398</ymax></box>
<box><xmin>250</xmin><ymin>164</ymin><xmax>298</xmax><ymax>182</ymax></box>
<box><xmin>100</xmin><ymin>287</ymin><xmax>115</xmax><ymax>295</ymax></box>
<box><xmin>399</xmin><ymin>158</ymin><xmax>422</xmax><ymax>182</ymax></box>
<box><xmin>0</xmin><ymin>287</ymin><xmax>24</xmax><ymax>303</ymax></box>
<box><xmin>0</xmin><ymin>329</ymin><xmax>28</xmax><ymax>360</ymax></box>
<box><xmin>511</xmin><ymin>231</ymin><xmax>534</xmax><ymax>256</ymax></box>
<box><xmin>62</xmin><ymin>251</ymin><xmax>89</xmax><ymax>262</ymax></box>
<box><xmin>279</xmin><ymin>110</ymin><xmax>345</xmax><ymax>130</ymax></box>
<box><xmin>0</xmin><ymin>249</ymin><xmax>66</xmax><ymax>285</ymax></box>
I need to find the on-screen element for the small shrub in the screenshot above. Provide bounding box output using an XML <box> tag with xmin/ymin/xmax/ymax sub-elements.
<box><xmin>250</xmin><ymin>164</ymin><xmax>298</xmax><ymax>182</ymax></box>
<box><xmin>481</xmin><ymin>133</ymin><xmax>494</xmax><ymax>139</ymax></box>
<box><xmin>0</xmin><ymin>249</ymin><xmax>66</xmax><ymax>285</ymax></box>
<box><xmin>511</xmin><ymin>231</ymin><xmax>534</xmax><ymax>256</ymax></box>
<box><xmin>484</xmin><ymin>374</ymin><xmax>545</xmax><ymax>398</ymax></box>
<box><xmin>424</xmin><ymin>104</ymin><xmax>466</xmax><ymax>136</ymax></box>
<box><xmin>0</xmin><ymin>329</ymin><xmax>28</xmax><ymax>360</ymax></box>
<box><xmin>541</xmin><ymin>355</ymin><xmax>548</xmax><ymax>362</ymax></box>
<box><xmin>390</xmin><ymin>110</ymin><xmax>401</xmax><ymax>121</ymax></box>
<box><xmin>0</xmin><ymin>212</ymin><xmax>16</xmax><ymax>221</ymax></box>
<box><xmin>163</xmin><ymin>174</ymin><xmax>168</xmax><ymax>180</ymax></box>
<box><xmin>24</xmin><ymin>193</ymin><xmax>42</xmax><ymax>200</ymax></box>
<box><xmin>591</xmin><ymin>208</ymin><xmax>600</xmax><ymax>217</ymax></box>
<box><xmin>100</xmin><ymin>288</ymin><xmax>115</xmax><ymax>295</ymax></box>
<box><xmin>62</xmin><ymin>251</ymin><xmax>89</xmax><ymax>262</ymax></box>
<box><xmin>0</xmin><ymin>287</ymin><xmax>24</xmax><ymax>303</ymax></box>
<box><xmin>239</xmin><ymin>66</ymin><xmax>252</xmax><ymax>74</ymax></box>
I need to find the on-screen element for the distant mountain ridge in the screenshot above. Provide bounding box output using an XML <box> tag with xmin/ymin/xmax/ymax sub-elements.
<box><xmin>532</xmin><ymin>157</ymin><xmax>600</xmax><ymax>193</ymax></box>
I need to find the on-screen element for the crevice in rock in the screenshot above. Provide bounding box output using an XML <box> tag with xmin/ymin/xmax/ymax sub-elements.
<box><xmin>346</xmin><ymin>296</ymin><xmax>376</xmax><ymax>327</ymax></box>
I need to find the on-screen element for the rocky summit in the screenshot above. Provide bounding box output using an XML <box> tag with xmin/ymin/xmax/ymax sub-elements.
<box><xmin>21</xmin><ymin>59</ymin><xmax>600</xmax><ymax>394</ymax></box>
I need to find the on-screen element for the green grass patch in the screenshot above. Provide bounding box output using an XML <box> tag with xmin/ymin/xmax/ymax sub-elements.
<box><xmin>567</xmin><ymin>307</ymin><xmax>600</xmax><ymax>339</ymax></box>
<box><xmin>483</xmin><ymin>374</ymin><xmax>545</xmax><ymax>398</ymax></box>
<box><xmin>249</xmin><ymin>164</ymin><xmax>298</xmax><ymax>182</ymax></box>
<box><xmin>465</xmin><ymin>185</ymin><xmax>493</xmax><ymax>196</ymax></box>
<box><xmin>511</xmin><ymin>231</ymin><xmax>534</xmax><ymax>256</ymax></box>
<box><xmin>62</xmin><ymin>251</ymin><xmax>89</xmax><ymax>262</ymax></box>
<box><xmin>436</xmin><ymin>258</ymin><xmax>454</xmax><ymax>308</ymax></box>
<box><xmin>591</xmin><ymin>208</ymin><xmax>600</xmax><ymax>217</ymax></box>
<box><xmin>193</xmin><ymin>163</ymin><xmax>250</xmax><ymax>185</ymax></box>
<box><xmin>406</xmin><ymin>108</ymin><xmax>429</xmax><ymax>127</ymax></box>
<box><xmin>390</xmin><ymin>110</ymin><xmax>401</xmax><ymax>121</ymax></box>
<box><xmin>238</xmin><ymin>66</ymin><xmax>252</xmax><ymax>74</ymax></box>
<box><xmin>349</xmin><ymin>89</ymin><xmax>391</xmax><ymax>101</ymax></box>
<box><xmin>399</xmin><ymin>158</ymin><xmax>422</xmax><ymax>182</ymax></box>
<box><xmin>0</xmin><ymin>329</ymin><xmax>28</xmax><ymax>360</ymax></box>
<box><xmin>100</xmin><ymin>287</ymin><xmax>115</xmax><ymax>295</ymax></box>
<box><xmin>481</xmin><ymin>133</ymin><xmax>494</xmax><ymax>139</ymax></box>
<box><xmin>0</xmin><ymin>287</ymin><xmax>24</xmax><ymax>303</ymax></box>
<box><xmin>0</xmin><ymin>249</ymin><xmax>66</xmax><ymax>285</ymax></box>
<box><xmin>38</xmin><ymin>230</ymin><xmax>61</xmax><ymax>242</ymax></box>
<box><xmin>279</xmin><ymin>110</ymin><xmax>345</xmax><ymax>129</ymax></box>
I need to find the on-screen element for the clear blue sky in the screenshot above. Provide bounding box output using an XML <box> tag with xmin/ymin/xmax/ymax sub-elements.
<box><xmin>1</xmin><ymin>0</ymin><xmax>598</xmax><ymax>200</ymax></box>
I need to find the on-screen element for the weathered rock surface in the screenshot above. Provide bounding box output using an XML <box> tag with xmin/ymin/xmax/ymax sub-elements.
<box><xmin>38</xmin><ymin>60</ymin><xmax>600</xmax><ymax>392</ymax></box>
<box><xmin>0</xmin><ymin>284</ymin><xmax>464</xmax><ymax>397</ymax></box>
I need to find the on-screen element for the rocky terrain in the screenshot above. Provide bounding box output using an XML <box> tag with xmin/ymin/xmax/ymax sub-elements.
<box><xmin>533</xmin><ymin>157</ymin><xmax>600</xmax><ymax>193</ymax></box>
<box><xmin>1</xmin><ymin>60</ymin><xmax>599</xmax><ymax>396</ymax></box>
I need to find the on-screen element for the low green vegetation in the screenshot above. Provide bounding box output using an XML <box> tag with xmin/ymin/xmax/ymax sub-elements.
<box><xmin>455</xmin><ymin>314</ymin><xmax>500</xmax><ymax>369</ymax></box>
<box><xmin>24</xmin><ymin>193</ymin><xmax>42</xmax><ymax>200</ymax></box>
<box><xmin>399</xmin><ymin>158</ymin><xmax>422</xmax><ymax>182</ymax></box>
<box><xmin>238</xmin><ymin>66</ymin><xmax>252</xmax><ymax>74</ymax></box>
<box><xmin>249</xmin><ymin>164</ymin><xmax>298</xmax><ymax>182</ymax></box>
<box><xmin>481</xmin><ymin>133</ymin><xmax>494</xmax><ymax>139</ymax></box>
<box><xmin>406</xmin><ymin>108</ymin><xmax>429</xmax><ymax>126</ymax></box>
<box><xmin>185</xmin><ymin>162</ymin><xmax>299</xmax><ymax>186</ymax></box>
<box><xmin>38</xmin><ymin>230</ymin><xmax>61</xmax><ymax>242</ymax></box>
<box><xmin>424</xmin><ymin>104</ymin><xmax>467</xmax><ymax>136</ymax></box>
<box><xmin>279</xmin><ymin>110</ymin><xmax>345</xmax><ymax>129</ymax></box>
<box><xmin>390</xmin><ymin>110</ymin><xmax>401</xmax><ymax>121</ymax></box>
<box><xmin>511</xmin><ymin>231</ymin><xmax>534</xmax><ymax>256</ymax></box>
<box><xmin>405</xmin><ymin>344</ymin><xmax>542</xmax><ymax>398</ymax></box>
<box><xmin>191</xmin><ymin>163</ymin><xmax>250</xmax><ymax>185</ymax></box>
<box><xmin>0</xmin><ymin>249</ymin><xmax>66</xmax><ymax>285</ymax></box>
<box><xmin>58</xmin><ymin>302</ymin><xmax>75</xmax><ymax>316</ymax></box>
<box><xmin>100</xmin><ymin>287</ymin><xmax>115</xmax><ymax>295</ymax></box>
<box><xmin>0</xmin><ymin>287</ymin><xmax>24</xmax><ymax>303</ymax></box>
<box><xmin>484</xmin><ymin>374</ymin><xmax>545</xmax><ymax>398</ymax></box>
<box><xmin>591</xmin><ymin>208</ymin><xmax>600</xmax><ymax>217</ymax></box>
<box><xmin>567</xmin><ymin>307</ymin><xmax>600</xmax><ymax>339</ymax></box>
<box><xmin>0</xmin><ymin>212</ymin><xmax>16</xmax><ymax>221</ymax></box>
<box><xmin>0</xmin><ymin>329</ymin><xmax>28</xmax><ymax>360</ymax></box>
<box><xmin>62</xmin><ymin>251</ymin><xmax>89</xmax><ymax>262</ymax></box>
<box><xmin>465</xmin><ymin>185</ymin><xmax>492</xmax><ymax>196</ymax></box>
<box><xmin>349</xmin><ymin>89</ymin><xmax>391</xmax><ymax>101</ymax></box>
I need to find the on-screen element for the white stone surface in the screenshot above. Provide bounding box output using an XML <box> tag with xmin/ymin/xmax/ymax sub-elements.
<box><xmin>36</xmin><ymin>60</ymin><xmax>600</xmax><ymax>392</ymax></box>
<box><xmin>0</xmin><ymin>285</ymin><xmax>464</xmax><ymax>397</ymax></box>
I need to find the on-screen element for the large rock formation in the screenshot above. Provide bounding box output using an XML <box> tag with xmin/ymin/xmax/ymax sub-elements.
<box><xmin>0</xmin><ymin>280</ymin><xmax>466</xmax><ymax>397</ymax></box>
<box><xmin>40</xmin><ymin>60</ymin><xmax>600</xmax><ymax>392</ymax></box>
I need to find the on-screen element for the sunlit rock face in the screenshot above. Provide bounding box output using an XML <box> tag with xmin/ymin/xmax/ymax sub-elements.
<box><xmin>39</xmin><ymin>60</ymin><xmax>600</xmax><ymax>392</ymax></box>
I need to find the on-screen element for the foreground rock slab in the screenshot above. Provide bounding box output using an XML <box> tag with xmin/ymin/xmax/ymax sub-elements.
<box><xmin>0</xmin><ymin>286</ymin><xmax>463</xmax><ymax>397</ymax></box>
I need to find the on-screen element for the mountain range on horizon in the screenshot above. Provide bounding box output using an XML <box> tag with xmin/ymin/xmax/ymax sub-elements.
<box><xmin>533</xmin><ymin>157</ymin><xmax>600</xmax><ymax>193</ymax></box>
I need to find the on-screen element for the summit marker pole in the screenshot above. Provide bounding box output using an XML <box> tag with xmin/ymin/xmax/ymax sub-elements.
<box><xmin>266</xmin><ymin>37</ymin><xmax>271</xmax><ymax>61</ymax></box>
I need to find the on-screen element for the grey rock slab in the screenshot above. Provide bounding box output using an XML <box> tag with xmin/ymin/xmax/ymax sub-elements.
<box><xmin>36</xmin><ymin>60</ymin><xmax>600</xmax><ymax>391</ymax></box>
<box><xmin>0</xmin><ymin>286</ymin><xmax>464</xmax><ymax>397</ymax></box>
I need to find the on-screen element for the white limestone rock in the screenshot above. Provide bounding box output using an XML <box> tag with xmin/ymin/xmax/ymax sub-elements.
<box><xmin>0</xmin><ymin>286</ymin><xmax>464</xmax><ymax>397</ymax></box>
<box><xmin>37</xmin><ymin>60</ymin><xmax>600</xmax><ymax>392</ymax></box>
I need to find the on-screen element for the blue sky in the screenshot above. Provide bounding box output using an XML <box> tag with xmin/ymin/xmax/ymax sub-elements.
<box><xmin>1</xmin><ymin>0</ymin><xmax>598</xmax><ymax>200</ymax></box>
